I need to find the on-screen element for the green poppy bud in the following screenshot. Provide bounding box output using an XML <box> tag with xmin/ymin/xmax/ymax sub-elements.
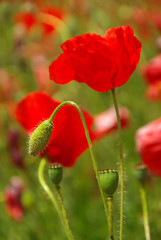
<box><xmin>29</xmin><ymin>119</ymin><xmax>53</xmax><ymax>157</ymax></box>
<box><xmin>48</xmin><ymin>163</ymin><xmax>63</xmax><ymax>185</ymax></box>
<box><xmin>135</xmin><ymin>163</ymin><xmax>147</xmax><ymax>184</ymax></box>
<box><xmin>99</xmin><ymin>169</ymin><xmax>119</xmax><ymax>197</ymax></box>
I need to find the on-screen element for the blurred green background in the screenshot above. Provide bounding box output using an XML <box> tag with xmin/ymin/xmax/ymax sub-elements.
<box><xmin>1</xmin><ymin>0</ymin><xmax>161</xmax><ymax>239</ymax></box>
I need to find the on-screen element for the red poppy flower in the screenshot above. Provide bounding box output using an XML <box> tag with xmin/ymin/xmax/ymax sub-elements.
<box><xmin>4</xmin><ymin>177</ymin><xmax>24</xmax><ymax>221</ymax></box>
<box><xmin>14</xmin><ymin>12</ymin><xmax>36</xmax><ymax>31</ymax></box>
<box><xmin>94</xmin><ymin>106</ymin><xmax>129</xmax><ymax>139</ymax></box>
<box><xmin>133</xmin><ymin>7</ymin><xmax>151</xmax><ymax>40</ymax></box>
<box><xmin>152</xmin><ymin>11</ymin><xmax>161</xmax><ymax>32</ymax></box>
<box><xmin>136</xmin><ymin>118</ymin><xmax>161</xmax><ymax>177</ymax></box>
<box><xmin>7</xmin><ymin>128</ymin><xmax>24</xmax><ymax>169</ymax></box>
<box><xmin>15</xmin><ymin>92</ymin><xmax>95</xmax><ymax>167</ymax></box>
<box><xmin>15</xmin><ymin>92</ymin><xmax>129</xmax><ymax>167</ymax></box>
<box><xmin>49</xmin><ymin>26</ymin><xmax>141</xmax><ymax>92</ymax></box>
<box><xmin>142</xmin><ymin>54</ymin><xmax>161</xmax><ymax>84</ymax></box>
<box><xmin>146</xmin><ymin>82</ymin><xmax>161</xmax><ymax>101</ymax></box>
<box><xmin>14</xmin><ymin>6</ymin><xmax>65</xmax><ymax>36</ymax></box>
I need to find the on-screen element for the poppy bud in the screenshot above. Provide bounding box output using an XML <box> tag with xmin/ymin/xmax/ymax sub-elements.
<box><xmin>99</xmin><ymin>169</ymin><xmax>118</xmax><ymax>197</ymax></box>
<box><xmin>48</xmin><ymin>164</ymin><xmax>63</xmax><ymax>185</ymax></box>
<box><xmin>135</xmin><ymin>163</ymin><xmax>147</xmax><ymax>184</ymax></box>
<box><xmin>29</xmin><ymin>119</ymin><xmax>53</xmax><ymax>156</ymax></box>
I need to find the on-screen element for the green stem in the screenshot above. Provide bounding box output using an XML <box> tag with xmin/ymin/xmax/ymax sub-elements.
<box><xmin>107</xmin><ymin>196</ymin><xmax>115</xmax><ymax>240</ymax></box>
<box><xmin>111</xmin><ymin>88</ymin><xmax>124</xmax><ymax>240</ymax></box>
<box><xmin>55</xmin><ymin>185</ymin><xmax>74</xmax><ymax>240</ymax></box>
<box><xmin>140</xmin><ymin>185</ymin><xmax>151</xmax><ymax>240</ymax></box>
<box><xmin>38</xmin><ymin>158</ymin><xmax>74</xmax><ymax>240</ymax></box>
<box><xmin>48</xmin><ymin>101</ymin><xmax>109</xmax><ymax>230</ymax></box>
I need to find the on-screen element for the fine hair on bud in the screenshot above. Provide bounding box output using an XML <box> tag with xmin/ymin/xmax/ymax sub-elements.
<box><xmin>99</xmin><ymin>169</ymin><xmax>119</xmax><ymax>197</ymax></box>
<box><xmin>29</xmin><ymin>119</ymin><xmax>53</xmax><ymax>157</ymax></box>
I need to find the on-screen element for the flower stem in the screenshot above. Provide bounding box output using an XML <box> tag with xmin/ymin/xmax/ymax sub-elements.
<box><xmin>55</xmin><ymin>185</ymin><xmax>74</xmax><ymax>240</ymax></box>
<box><xmin>140</xmin><ymin>185</ymin><xmax>151</xmax><ymax>240</ymax></box>
<box><xmin>38</xmin><ymin>158</ymin><xmax>74</xmax><ymax>240</ymax></box>
<box><xmin>107</xmin><ymin>196</ymin><xmax>115</xmax><ymax>240</ymax></box>
<box><xmin>111</xmin><ymin>88</ymin><xmax>124</xmax><ymax>240</ymax></box>
<box><xmin>48</xmin><ymin>101</ymin><xmax>109</xmax><ymax>231</ymax></box>
<box><xmin>37</xmin><ymin>13</ymin><xmax>71</xmax><ymax>42</ymax></box>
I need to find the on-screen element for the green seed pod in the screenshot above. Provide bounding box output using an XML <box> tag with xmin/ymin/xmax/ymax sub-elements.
<box><xmin>29</xmin><ymin>119</ymin><xmax>53</xmax><ymax>157</ymax></box>
<box><xmin>99</xmin><ymin>169</ymin><xmax>119</xmax><ymax>197</ymax></box>
<box><xmin>48</xmin><ymin>164</ymin><xmax>63</xmax><ymax>185</ymax></box>
<box><xmin>135</xmin><ymin>163</ymin><xmax>147</xmax><ymax>184</ymax></box>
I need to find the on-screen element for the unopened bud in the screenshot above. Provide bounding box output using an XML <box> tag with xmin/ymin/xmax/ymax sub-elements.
<box><xmin>99</xmin><ymin>169</ymin><xmax>118</xmax><ymax>197</ymax></box>
<box><xmin>135</xmin><ymin>163</ymin><xmax>147</xmax><ymax>184</ymax></box>
<box><xmin>29</xmin><ymin>120</ymin><xmax>53</xmax><ymax>156</ymax></box>
<box><xmin>48</xmin><ymin>163</ymin><xmax>63</xmax><ymax>185</ymax></box>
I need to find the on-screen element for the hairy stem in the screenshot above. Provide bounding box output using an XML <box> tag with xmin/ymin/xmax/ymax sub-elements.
<box><xmin>111</xmin><ymin>88</ymin><xmax>124</xmax><ymax>240</ymax></box>
<box><xmin>55</xmin><ymin>185</ymin><xmax>74</xmax><ymax>240</ymax></box>
<box><xmin>140</xmin><ymin>185</ymin><xmax>151</xmax><ymax>240</ymax></box>
<box><xmin>107</xmin><ymin>196</ymin><xmax>115</xmax><ymax>240</ymax></box>
<box><xmin>49</xmin><ymin>101</ymin><xmax>109</xmax><ymax>231</ymax></box>
<box><xmin>38</xmin><ymin>158</ymin><xmax>74</xmax><ymax>240</ymax></box>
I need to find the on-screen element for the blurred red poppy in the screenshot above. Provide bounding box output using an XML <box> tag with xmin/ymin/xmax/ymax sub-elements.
<box><xmin>94</xmin><ymin>106</ymin><xmax>129</xmax><ymax>139</ymax></box>
<box><xmin>14</xmin><ymin>12</ymin><xmax>36</xmax><ymax>31</ymax></box>
<box><xmin>7</xmin><ymin>128</ymin><xmax>24</xmax><ymax>169</ymax></box>
<box><xmin>15</xmin><ymin>92</ymin><xmax>129</xmax><ymax>167</ymax></box>
<box><xmin>142</xmin><ymin>54</ymin><xmax>161</xmax><ymax>84</ymax></box>
<box><xmin>152</xmin><ymin>11</ymin><xmax>161</xmax><ymax>32</ymax></box>
<box><xmin>49</xmin><ymin>26</ymin><xmax>141</xmax><ymax>92</ymax></box>
<box><xmin>136</xmin><ymin>118</ymin><xmax>161</xmax><ymax>177</ymax></box>
<box><xmin>146</xmin><ymin>82</ymin><xmax>161</xmax><ymax>101</ymax></box>
<box><xmin>14</xmin><ymin>6</ymin><xmax>65</xmax><ymax>36</ymax></box>
<box><xmin>4</xmin><ymin>177</ymin><xmax>24</xmax><ymax>221</ymax></box>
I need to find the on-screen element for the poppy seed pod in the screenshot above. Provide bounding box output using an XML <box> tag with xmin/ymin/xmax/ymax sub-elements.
<box><xmin>99</xmin><ymin>169</ymin><xmax>118</xmax><ymax>197</ymax></box>
<box><xmin>29</xmin><ymin>119</ymin><xmax>53</xmax><ymax>157</ymax></box>
<box><xmin>48</xmin><ymin>164</ymin><xmax>63</xmax><ymax>185</ymax></box>
<box><xmin>135</xmin><ymin>163</ymin><xmax>147</xmax><ymax>184</ymax></box>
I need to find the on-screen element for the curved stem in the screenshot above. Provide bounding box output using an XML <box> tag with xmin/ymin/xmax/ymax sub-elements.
<box><xmin>37</xmin><ymin>13</ymin><xmax>71</xmax><ymax>42</ymax></box>
<box><xmin>48</xmin><ymin>101</ymin><xmax>109</xmax><ymax>230</ymax></box>
<box><xmin>140</xmin><ymin>185</ymin><xmax>151</xmax><ymax>240</ymax></box>
<box><xmin>111</xmin><ymin>88</ymin><xmax>124</xmax><ymax>240</ymax></box>
<box><xmin>38</xmin><ymin>158</ymin><xmax>74</xmax><ymax>240</ymax></box>
<box><xmin>55</xmin><ymin>185</ymin><xmax>74</xmax><ymax>240</ymax></box>
<box><xmin>107</xmin><ymin>196</ymin><xmax>115</xmax><ymax>240</ymax></box>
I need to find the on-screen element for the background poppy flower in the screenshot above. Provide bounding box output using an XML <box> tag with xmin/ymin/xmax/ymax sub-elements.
<box><xmin>14</xmin><ymin>6</ymin><xmax>65</xmax><ymax>36</ymax></box>
<box><xmin>14</xmin><ymin>12</ymin><xmax>37</xmax><ymax>32</ymax></box>
<box><xmin>94</xmin><ymin>106</ymin><xmax>129</xmax><ymax>139</ymax></box>
<box><xmin>146</xmin><ymin>82</ymin><xmax>161</xmax><ymax>101</ymax></box>
<box><xmin>136</xmin><ymin>118</ymin><xmax>161</xmax><ymax>177</ymax></box>
<box><xmin>142</xmin><ymin>54</ymin><xmax>161</xmax><ymax>84</ymax></box>
<box><xmin>15</xmin><ymin>92</ymin><xmax>129</xmax><ymax>167</ymax></box>
<box><xmin>4</xmin><ymin>177</ymin><xmax>24</xmax><ymax>221</ymax></box>
<box><xmin>49</xmin><ymin>26</ymin><xmax>141</xmax><ymax>92</ymax></box>
<box><xmin>7</xmin><ymin>128</ymin><xmax>24</xmax><ymax>169</ymax></box>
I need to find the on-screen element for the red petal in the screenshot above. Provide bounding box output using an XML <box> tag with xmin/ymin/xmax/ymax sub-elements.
<box><xmin>49</xmin><ymin>26</ymin><xmax>141</xmax><ymax>92</ymax></box>
<box><xmin>136</xmin><ymin>118</ymin><xmax>161</xmax><ymax>177</ymax></box>
<box><xmin>15</xmin><ymin>92</ymin><xmax>95</xmax><ymax>167</ymax></box>
<box><xmin>94</xmin><ymin>106</ymin><xmax>130</xmax><ymax>139</ymax></box>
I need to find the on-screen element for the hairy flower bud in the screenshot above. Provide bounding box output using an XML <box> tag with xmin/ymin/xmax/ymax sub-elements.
<box><xmin>29</xmin><ymin>120</ymin><xmax>53</xmax><ymax>157</ymax></box>
<box><xmin>48</xmin><ymin>164</ymin><xmax>63</xmax><ymax>185</ymax></box>
<box><xmin>99</xmin><ymin>169</ymin><xmax>118</xmax><ymax>197</ymax></box>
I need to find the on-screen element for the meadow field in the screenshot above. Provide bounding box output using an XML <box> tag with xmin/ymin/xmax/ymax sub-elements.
<box><xmin>0</xmin><ymin>0</ymin><xmax>161</xmax><ymax>239</ymax></box>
